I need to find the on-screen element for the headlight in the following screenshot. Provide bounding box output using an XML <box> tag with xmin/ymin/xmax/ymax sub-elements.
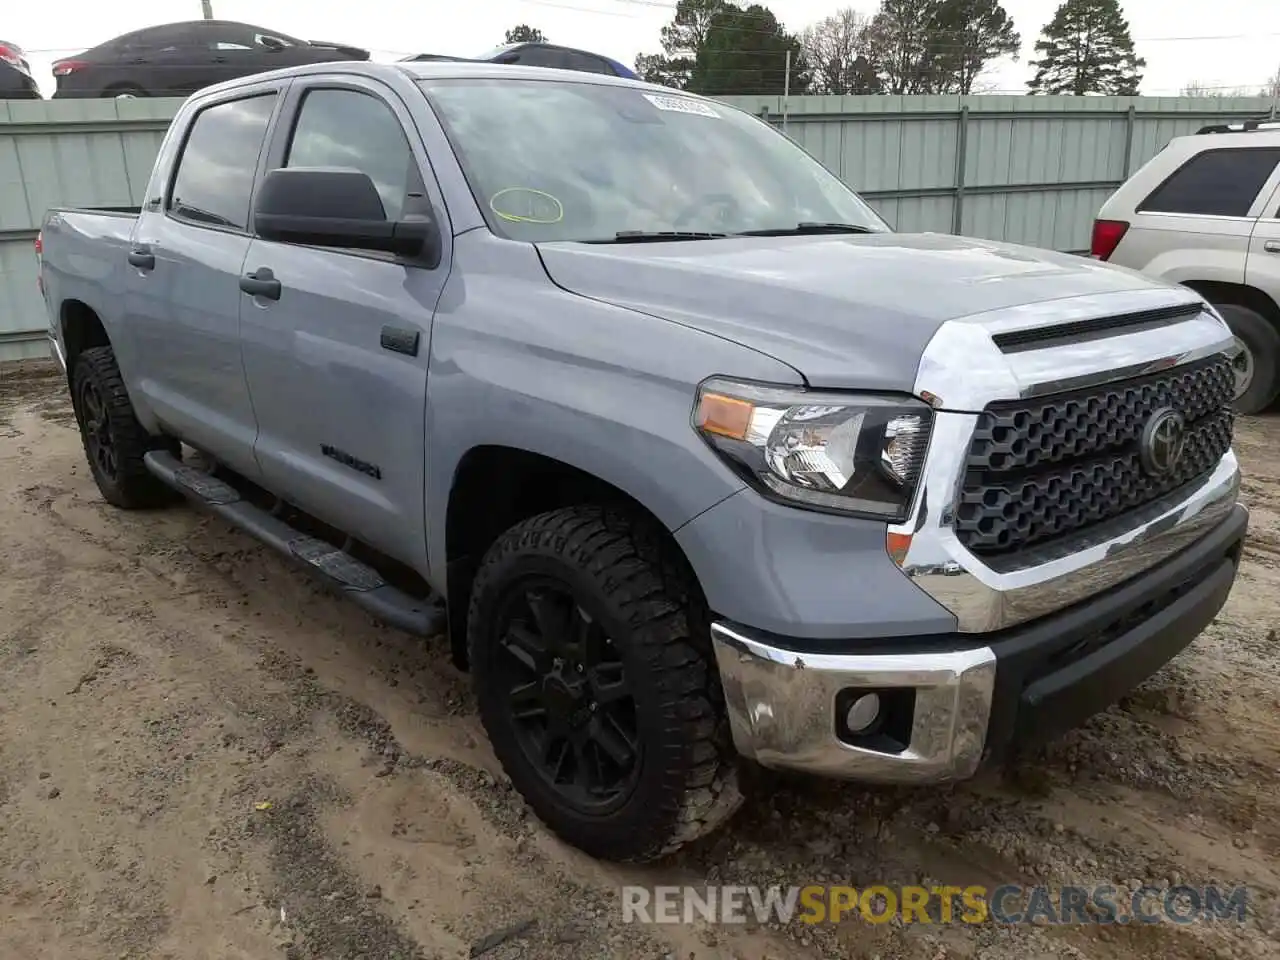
<box><xmin>693</xmin><ymin>378</ymin><xmax>933</xmax><ymax>521</ymax></box>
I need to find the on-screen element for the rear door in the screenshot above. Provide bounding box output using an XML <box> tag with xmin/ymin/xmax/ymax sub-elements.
<box><xmin>1115</xmin><ymin>143</ymin><xmax>1280</xmax><ymax>282</ymax></box>
<box><xmin>238</xmin><ymin>74</ymin><xmax>453</xmax><ymax>570</ymax></box>
<box><xmin>128</xmin><ymin>24</ymin><xmax>216</xmax><ymax>96</ymax></box>
<box><xmin>122</xmin><ymin>84</ymin><xmax>283</xmax><ymax>478</ymax></box>
<box><xmin>204</xmin><ymin>24</ymin><xmax>295</xmax><ymax>86</ymax></box>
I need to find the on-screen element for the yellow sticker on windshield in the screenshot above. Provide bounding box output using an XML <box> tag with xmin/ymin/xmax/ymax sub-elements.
<box><xmin>490</xmin><ymin>188</ymin><xmax>564</xmax><ymax>224</ymax></box>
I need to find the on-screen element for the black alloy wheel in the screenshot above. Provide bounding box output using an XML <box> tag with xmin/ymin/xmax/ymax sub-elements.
<box><xmin>78</xmin><ymin>375</ymin><xmax>118</xmax><ymax>482</ymax></box>
<box><xmin>467</xmin><ymin>505</ymin><xmax>743</xmax><ymax>862</ymax></box>
<box><xmin>493</xmin><ymin>576</ymin><xmax>641</xmax><ymax>813</ymax></box>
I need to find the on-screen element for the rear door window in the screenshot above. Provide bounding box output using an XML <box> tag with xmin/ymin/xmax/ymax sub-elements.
<box><xmin>168</xmin><ymin>94</ymin><xmax>277</xmax><ymax>230</ymax></box>
<box><xmin>1138</xmin><ymin>148</ymin><xmax>1280</xmax><ymax>218</ymax></box>
<box><xmin>558</xmin><ymin>49</ymin><xmax>614</xmax><ymax>74</ymax></box>
<box><xmin>504</xmin><ymin>45</ymin><xmax>562</xmax><ymax>68</ymax></box>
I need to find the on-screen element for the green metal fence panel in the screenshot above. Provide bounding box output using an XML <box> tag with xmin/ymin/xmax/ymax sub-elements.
<box><xmin>0</xmin><ymin>97</ymin><xmax>179</xmax><ymax>361</ymax></box>
<box><xmin>2</xmin><ymin>92</ymin><xmax>1277</xmax><ymax>360</ymax></box>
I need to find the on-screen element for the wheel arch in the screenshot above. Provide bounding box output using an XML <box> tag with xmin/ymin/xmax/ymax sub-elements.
<box><xmin>443</xmin><ymin>445</ymin><xmax>705</xmax><ymax>668</ymax></box>
<box><xmin>60</xmin><ymin>299</ymin><xmax>111</xmax><ymax>381</ymax></box>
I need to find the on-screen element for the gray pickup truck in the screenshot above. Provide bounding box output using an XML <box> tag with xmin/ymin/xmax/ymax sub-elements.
<box><xmin>38</xmin><ymin>60</ymin><xmax>1248</xmax><ymax>862</ymax></box>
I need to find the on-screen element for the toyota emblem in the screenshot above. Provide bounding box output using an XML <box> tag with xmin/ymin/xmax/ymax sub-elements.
<box><xmin>1140</xmin><ymin>408</ymin><xmax>1187</xmax><ymax>476</ymax></box>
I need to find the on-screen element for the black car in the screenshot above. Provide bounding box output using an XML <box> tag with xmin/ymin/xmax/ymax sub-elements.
<box><xmin>0</xmin><ymin>41</ymin><xmax>41</xmax><ymax>99</ymax></box>
<box><xmin>402</xmin><ymin>42</ymin><xmax>638</xmax><ymax>79</ymax></box>
<box><xmin>51</xmin><ymin>20</ymin><xmax>369</xmax><ymax>98</ymax></box>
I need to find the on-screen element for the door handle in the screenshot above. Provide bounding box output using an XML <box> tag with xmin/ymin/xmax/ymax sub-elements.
<box><xmin>239</xmin><ymin>267</ymin><xmax>281</xmax><ymax>300</ymax></box>
<box><xmin>1264</xmin><ymin>240</ymin><xmax>1280</xmax><ymax>254</ymax></box>
<box><xmin>127</xmin><ymin>248</ymin><xmax>155</xmax><ymax>270</ymax></box>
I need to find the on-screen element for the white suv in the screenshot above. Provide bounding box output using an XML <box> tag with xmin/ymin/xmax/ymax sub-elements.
<box><xmin>1094</xmin><ymin>119</ymin><xmax>1280</xmax><ymax>413</ymax></box>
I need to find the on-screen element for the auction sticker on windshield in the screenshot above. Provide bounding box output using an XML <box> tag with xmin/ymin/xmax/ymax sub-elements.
<box><xmin>642</xmin><ymin>93</ymin><xmax>720</xmax><ymax>118</ymax></box>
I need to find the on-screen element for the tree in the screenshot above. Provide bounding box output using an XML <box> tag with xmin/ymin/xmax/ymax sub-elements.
<box><xmin>1263</xmin><ymin>69</ymin><xmax>1280</xmax><ymax>100</ymax></box>
<box><xmin>863</xmin><ymin>0</ymin><xmax>1018</xmax><ymax>94</ymax></box>
<box><xmin>1027</xmin><ymin>0</ymin><xmax>1145</xmax><ymax>96</ymax></box>
<box><xmin>688</xmin><ymin>3</ymin><xmax>809</xmax><ymax>96</ymax></box>
<box><xmin>635</xmin><ymin>0</ymin><xmax>806</xmax><ymax>95</ymax></box>
<box><xmin>1179</xmin><ymin>81</ymin><xmax>1260</xmax><ymax>98</ymax></box>
<box><xmin>928</xmin><ymin>0</ymin><xmax>1020</xmax><ymax>95</ymax></box>
<box><xmin>504</xmin><ymin>24</ymin><xmax>547</xmax><ymax>44</ymax></box>
<box><xmin>634</xmin><ymin>0</ymin><xmax>727</xmax><ymax>88</ymax></box>
<box><xmin>800</xmin><ymin>8</ymin><xmax>883</xmax><ymax>94</ymax></box>
<box><xmin>864</xmin><ymin>0</ymin><xmax>938</xmax><ymax>94</ymax></box>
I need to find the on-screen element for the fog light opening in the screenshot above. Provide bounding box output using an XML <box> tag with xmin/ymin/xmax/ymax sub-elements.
<box><xmin>836</xmin><ymin>687</ymin><xmax>916</xmax><ymax>754</ymax></box>
<box><xmin>845</xmin><ymin>692</ymin><xmax>881</xmax><ymax>733</ymax></box>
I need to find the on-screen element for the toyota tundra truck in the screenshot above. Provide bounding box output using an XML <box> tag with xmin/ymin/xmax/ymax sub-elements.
<box><xmin>37</xmin><ymin>60</ymin><xmax>1248</xmax><ymax>862</ymax></box>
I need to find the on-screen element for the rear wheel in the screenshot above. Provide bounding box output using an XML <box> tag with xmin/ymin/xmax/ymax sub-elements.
<box><xmin>71</xmin><ymin>345</ymin><xmax>177</xmax><ymax>509</ymax></box>
<box><xmin>467</xmin><ymin>505</ymin><xmax>742</xmax><ymax>862</ymax></box>
<box><xmin>103</xmin><ymin>84</ymin><xmax>146</xmax><ymax>99</ymax></box>
<box><xmin>1214</xmin><ymin>302</ymin><xmax>1280</xmax><ymax>415</ymax></box>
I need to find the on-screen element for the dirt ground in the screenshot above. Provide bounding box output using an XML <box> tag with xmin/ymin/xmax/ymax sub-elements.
<box><xmin>0</xmin><ymin>357</ymin><xmax>1277</xmax><ymax>960</ymax></box>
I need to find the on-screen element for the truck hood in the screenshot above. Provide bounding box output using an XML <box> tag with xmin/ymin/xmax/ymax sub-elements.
<box><xmin>535</xmin><ymin>232</ymin><xmax>1176</xmax><ymax>391</ymax></box>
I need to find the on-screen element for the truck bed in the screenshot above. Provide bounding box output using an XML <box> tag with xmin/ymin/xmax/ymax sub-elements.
<box><xmin>40</xmin><ymin>206</ymin><xmax>142</xmax><ymax>363</ymax></box>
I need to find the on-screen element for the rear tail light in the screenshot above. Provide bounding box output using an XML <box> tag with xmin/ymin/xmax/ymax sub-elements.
<box><xmin>53</xmin><ymin>60</ymin><xmax>89</xmax><ymax>77</ymax></box>
<box><xmin>1090</xmin><ymin>219</ymin><xmax>1130</xmax><ymax>261</ymax></box>
<box><xmin>0</xmin><ymin>43</ymin><xmax>24</xmax><ymax>68</ymax></box>
<box><xmin>35</xmin><ymin>231</ymin><xmax>43</xmax><ymax>296</ymax></box>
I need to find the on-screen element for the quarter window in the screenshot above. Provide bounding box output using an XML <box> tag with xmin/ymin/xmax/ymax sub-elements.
<box><xmin>284</xmin><ymin>89</ymin><xmax>417</xmax><ymax>221</ymax></box>
<box><xmin>168</xmin><ymin>93</ymin><xmax>276</xmax><ymax>231</ymax></box>
<box><xmin>1139</xmin><ymin>148</ymin><xmax>1280</xmax><ymax>218</ymax></box>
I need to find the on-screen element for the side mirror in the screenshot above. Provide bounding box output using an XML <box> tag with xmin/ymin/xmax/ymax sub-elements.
<box><xmin>253</xmin><ymin>168</ymin><xmax>440</xmax><ymax>263</ymax></box>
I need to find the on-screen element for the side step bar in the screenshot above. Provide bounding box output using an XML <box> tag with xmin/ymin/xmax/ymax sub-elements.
<box><xmin>143</xmin><ymin>450</ymin><xmax>445</xmax><ymax>637</ymax></box>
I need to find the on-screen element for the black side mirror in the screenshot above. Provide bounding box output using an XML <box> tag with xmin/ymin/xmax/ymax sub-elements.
<box><xmin>253</xmin><ymin>168</ymin><xmax>440</xmax><ymax>264</ymax></box>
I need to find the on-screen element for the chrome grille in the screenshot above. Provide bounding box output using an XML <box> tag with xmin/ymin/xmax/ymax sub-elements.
<box><xmin>955</xmin><ymin>354</ymin><xmax>1236</xmax><ymax>556</ymax></box>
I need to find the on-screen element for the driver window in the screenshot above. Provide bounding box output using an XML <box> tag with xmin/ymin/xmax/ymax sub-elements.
<box><xmin>285</xmin><ymin>88</ymin><xmax>418</xmax><ymax>221</ymax></box>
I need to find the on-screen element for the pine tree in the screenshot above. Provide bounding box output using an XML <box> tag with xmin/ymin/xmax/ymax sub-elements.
<box><xmin>1027</xmin><ymin>0</ymin><xmax>1145</xmax><ymax>95</ymax></box>
<box><xmin>504</xmin><ymin>25</ymin><xmax>547</xmax><ymax>44</ymax></box>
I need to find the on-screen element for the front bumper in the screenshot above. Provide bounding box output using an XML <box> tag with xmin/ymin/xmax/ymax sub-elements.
<box><xmin>712</xmin><ymin>503</ymin><xmax>1247</xmax><ymax>782</ymax></box>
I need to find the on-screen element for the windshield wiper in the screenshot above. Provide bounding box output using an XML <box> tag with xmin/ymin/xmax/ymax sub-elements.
<box><xmin>587</xmin><ymin>230</ymin><xmax>729</xmax><ymax>244</ymax></box>
<box><xmin>734</xmin><ymin>222</ymin><xmax>877</xmax><ymax>237</ymax></box>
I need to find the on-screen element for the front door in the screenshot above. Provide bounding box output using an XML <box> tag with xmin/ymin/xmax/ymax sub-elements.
<box><xmin>122</xmin><ymin>89</ymin><xmax>280</xmax><ymax>479</ymax></box>
<box><xmin>238</xmin><ymin>77</ymin><xmax>452</xmax><ymax>571</ymax></box>
<box><xmin>1240</xmin><ymin>160</ymin><xmax>1280</xmax><ymax>399</ymax></box>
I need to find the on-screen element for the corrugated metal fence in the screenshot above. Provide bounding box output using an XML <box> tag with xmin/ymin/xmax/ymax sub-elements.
<box><xmin>1</xmin><ymin>98</ymin><xmax>174</xmax><ymax>360</ymax></box>
<box><xmin>721</xmin><ymin>93</ymin><xmax>1279</xmax><ymax>252</ymax></box>
<box><xmin>1</xmin><ymin>93</ymin><xmax>1276</xmax><ymax>360</ymax></box>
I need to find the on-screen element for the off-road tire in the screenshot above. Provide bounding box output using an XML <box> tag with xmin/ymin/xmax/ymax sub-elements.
<box><xmin>71</xmin><ymin>345</ymin><xmax>177</xmax><ymax>509</ymax></box>
<box><xmin>467</xmin><ymin>505</ymin><xmax>743</xmax><ymax>862</ymax></box>
<box><xmin>1215</xmin><ymin>302</ymin><xmax>1280</xmax><ymax>415</ymax></box>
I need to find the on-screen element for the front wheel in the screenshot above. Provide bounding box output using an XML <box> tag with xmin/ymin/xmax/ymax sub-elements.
<box><xmin>467</xmin><ymin>505</ymin><xmax>742</xmax><ymax>862</ymax></box>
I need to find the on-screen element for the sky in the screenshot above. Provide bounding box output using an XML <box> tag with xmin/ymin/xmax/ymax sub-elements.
<box><xmin>7</xmin><ymin>0</ymin><xmax>1280</xmax><ymax>98</ymax></box>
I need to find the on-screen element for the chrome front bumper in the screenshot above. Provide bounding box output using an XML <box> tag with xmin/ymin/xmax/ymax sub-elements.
<box><xmin>716</xmin><ymin>624</ymin><xmax>993</xmax><ymax>783</ymax></box>
<box><xmin>711</xmin><ymin>496</ymin><xmax>1246</xmax><ymax>782</ymax></box>
<box><xmin>711</xmin><ymin>623</ymin><xmax>997</xmax><ymax>781</ymax></box>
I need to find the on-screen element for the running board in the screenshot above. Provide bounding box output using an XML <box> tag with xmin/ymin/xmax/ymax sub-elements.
<box><xmin>143</xmin><ymin>450</ymin><xmax>445</xmax><ymax>637</ymax></box>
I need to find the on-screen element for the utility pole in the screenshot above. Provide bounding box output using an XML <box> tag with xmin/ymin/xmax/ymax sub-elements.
<box><xmin>1271</xmin><ymin>63</ymin><xmax>1279</xmax><ymax>120</ymax></box>
<box><xmin>200</xmin><ymin>0</ymin><xmax>214</xmax><ymax>19</ymax></box>
<box><xmin>783</xmin><ymin>49</ymin><xmax>791</xmax><ymax>134</ymax></box>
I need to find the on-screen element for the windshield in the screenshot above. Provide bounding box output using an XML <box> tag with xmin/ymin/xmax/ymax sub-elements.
<box><xmin>417</xmin><ymin>78</ymin><xmax>890</xmax><ymax>243</ymax></box>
